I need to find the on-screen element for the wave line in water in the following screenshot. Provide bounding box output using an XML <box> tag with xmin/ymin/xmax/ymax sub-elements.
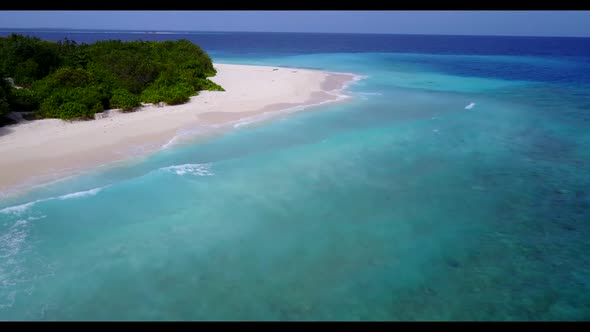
<box><xmin>159</xmin><ymin>163</ymin><xmax>214</xmax><ymax>176</ymax></box>
<box><xmin>57</xmin><ymin>186</ymin><xmax>107</xmax><ymax>200</ymax></box>
<box><xmin>161</xmin><ymin>128</ymin><xmax>202</xmax><ymax>150</ymax></box>
<box><xmin>160</xmin><ymin>124</ymin><xmax>226</xmax><ymax>150</ymax></box>
<box><xmin>231</xmin><ymin>73</ymin><xmax>363</xmax><ymax>129</ymax></box>
<box><xmin>465</xmin><ymin>102</ymin><xmax>476</xmax><ymax>109</ymax></box>
<box><xmin>232</xmin><ymin>93</ymin><xmax>352</xmax><ymax>129</ymax></box>
<box><xmin>0</xmin><ymin>185</ymin><xmax>109</xmax><ymax>216</ymax></box>
<box><xmin>0</xmin><ymin>201</ymin><xmax>39</xmax><ymax>216</ymax></box>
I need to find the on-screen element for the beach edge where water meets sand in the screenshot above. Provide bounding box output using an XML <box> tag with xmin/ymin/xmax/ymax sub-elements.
<box><xmin>0</xmin><ymin>63</ymin><xmax>360</xmax><ymax>198</ymax></box>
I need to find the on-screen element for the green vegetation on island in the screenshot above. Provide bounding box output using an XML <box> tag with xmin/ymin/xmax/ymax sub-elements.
<box><xmin>0</xmin><ymin>34</ymin><xmax>224</xmax><ymax>123</ymax></box>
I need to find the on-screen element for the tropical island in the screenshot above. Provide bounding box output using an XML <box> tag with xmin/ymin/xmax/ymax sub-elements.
<box><xmin>0</xmin><ymin>34</ymin><xmax>223</xmax><ymax>124</ymax></box>
<box><xmin>0</xmin><ymin>34</ymin><xmax>357</xmax><ymax>196</ymax></box>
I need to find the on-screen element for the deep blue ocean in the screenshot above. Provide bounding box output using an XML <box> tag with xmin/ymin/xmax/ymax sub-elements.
<box><xmin>1</xmin><ymin>30</ymin><xmax>590</xmax><ymax>320</ymax></box>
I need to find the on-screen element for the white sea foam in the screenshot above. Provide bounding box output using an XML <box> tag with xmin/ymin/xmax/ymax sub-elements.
<box><xmin>340</xmin><ymin>74</ymin><xmax>367</xmax><ymax>91</ymax></box>
<box><xmin>465</xmin><ymin>102</ymin><xmax>476</xmax><ymax>110</ymax></box>
<box><xmin>160</xmin><ymin>163</ymin><xmax>214</xmax><ymax>176</ymax></box>
<box><xmin>233</xmin><ymin>118</ymin><xmax>260</xmax><ymax>129</ymax></box>
<box><xmin>0</xmin><ymin>201</ymin><xmax>40</xmax><ymax>216</ymax></box>
<box><xmin>160</xmin><ymin>126</ymin><xmax>216</xmax><ymax>150</ymax></box>
<box><xmin>0</xmin><ymin>217</ymin><xmax>30</xmax><ymax>307</ymax></box>
<box><xmin>0</xmin><ymin>219</ymin><xmax>29</xmax><ymax>259</ymax></box>
<box><xmin>0</xmin><ymin>186</ymin><xmax>108</xmax><ymax>215</ymax></box>
<box><xmin>161</xmin><ymin>135</ymin><xmax>180</xmax><ymax>150</ymax></box>
<box><xmin>57</xmin><ymin>186</ymin><xmax>107</xmax><ymax>200</ymax></box>
<box><xmin>12</xmin><ymin>219</ymin><xmax>28</xmax><ymax>227</ymax></box>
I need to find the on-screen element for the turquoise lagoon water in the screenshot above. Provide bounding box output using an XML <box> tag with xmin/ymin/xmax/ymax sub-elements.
<box><xmin>0</xmin><ymin>33</ymin><xmax>590</xmax><ymax>320</ymax></box>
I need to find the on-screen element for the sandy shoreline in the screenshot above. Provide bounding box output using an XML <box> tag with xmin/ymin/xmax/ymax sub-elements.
<box><xmin>0</xmin><ymin>63</ymin><xmax>358</xmax><ymax>197</ymax></box>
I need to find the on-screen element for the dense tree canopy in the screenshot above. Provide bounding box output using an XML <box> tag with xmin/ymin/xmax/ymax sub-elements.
<box><xmin>0</xmin><ymin>34</ymin><xmax>223</xmax><ymax>122</ymax></box>
<box><xmin>0</xmin><ymin>75</ymin><xmax>10</xmax><ymax>120</ymax></box>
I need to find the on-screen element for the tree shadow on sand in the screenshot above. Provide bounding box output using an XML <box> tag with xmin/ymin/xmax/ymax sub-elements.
<box><xmin>0</xmin><ymin>125</ymin><xmax>13</xmax><ymax>137</ymax></box>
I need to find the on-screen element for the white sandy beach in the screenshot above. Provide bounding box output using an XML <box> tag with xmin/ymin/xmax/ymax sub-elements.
<box><xmin>0</xmin><ymin>63</ymin><xmax>357</xmax><ymax>195</ymax></box>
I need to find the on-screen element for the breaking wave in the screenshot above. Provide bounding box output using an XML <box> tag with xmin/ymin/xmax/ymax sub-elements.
<box><xmin>0</xmin><ymin>186</ymin><xmax>109</xmax><ymax>216</ymax></box>
<box><xmin>465</xmin><ymin>102</ymin><xmax>476</xmax><ymax>109</ymax></box>
<box><xmin>57</xmin><ymin>187</ymin><xmax>106</xmax><ymax>200</ymax></box>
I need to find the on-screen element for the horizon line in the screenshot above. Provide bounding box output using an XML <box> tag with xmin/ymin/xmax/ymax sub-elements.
<box><xmin>0</xmin><ymin>27</ymin><xmax>589</xmax><ymax>39</ymax></box>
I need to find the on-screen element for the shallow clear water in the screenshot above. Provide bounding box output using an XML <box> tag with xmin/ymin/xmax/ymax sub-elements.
<box><xmin>1</xmin><ymin>32</ymin><xmax>589</xmax><ymax>320</ymax></box>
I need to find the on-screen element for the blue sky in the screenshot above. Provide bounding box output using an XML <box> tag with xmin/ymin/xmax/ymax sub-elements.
<box><xmin>0</xmin><ymin>11</ymin><xmax>589</xmax><ymax>37</ymax></box>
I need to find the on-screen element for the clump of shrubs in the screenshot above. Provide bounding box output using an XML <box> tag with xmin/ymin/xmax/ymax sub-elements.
<box><xmin>0</xmin><ymin>35</ymin><xmax>223</xmax><ymax>123</ymax></box>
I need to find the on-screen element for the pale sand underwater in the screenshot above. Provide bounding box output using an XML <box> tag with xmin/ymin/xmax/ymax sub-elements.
<box><xmin>0</xmin><ymin>63</ymin><xmax>358</xmax><ymax>196</ymax></box>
